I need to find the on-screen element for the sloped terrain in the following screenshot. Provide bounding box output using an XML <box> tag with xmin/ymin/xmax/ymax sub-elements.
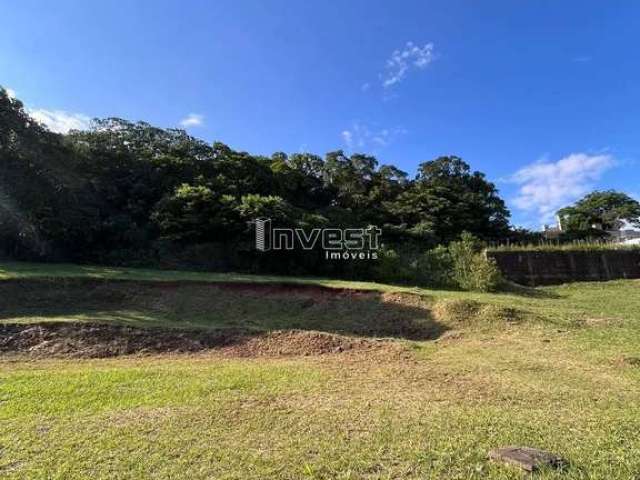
<box><xmin>0</xmin><ymin>277</ymin><xmax>524</xmax><ymax>359</ymax></box>
<box><xmin>0</xmin><ymin>322</ymin><xmax>403</xmax><ymax>358</ymax></box>
<box><xmin>2</xmin><ymin>263</ymin><xmax>640</xmax><ymax>479</ymax></box>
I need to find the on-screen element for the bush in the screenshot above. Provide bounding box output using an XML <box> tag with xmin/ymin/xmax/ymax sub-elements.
<box><xmin>448</xmin><ymin>232</ymin><xmax>503</xmax><ymax>292</ymax></box>
<box><xmin>372</xmin><ymin>248</ymin><xmax>414</xmax><ymax>284</ymax></box>
<box><xmin>416</xmin><ymin>246</ymin><xmax>455</xmax><ymax>288</ymax></box>
<box><xmin>463</xmin><ymin>253</ymin><xmax>502</xmax><ymax>292</ymax></box>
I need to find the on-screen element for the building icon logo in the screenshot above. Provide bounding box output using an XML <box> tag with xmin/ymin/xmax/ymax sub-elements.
<box><xmin>254</xmin><ymin>218</ymin><xmax>272</xmax><ymax>252</ymax></box>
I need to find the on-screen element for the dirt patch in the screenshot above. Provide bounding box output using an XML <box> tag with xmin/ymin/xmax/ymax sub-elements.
<box><xmin>434</xmin><ymin>329</ymin><xmax>464</xmax><ymax>343</ymax></box>
<box><xmin>0</xmin><ymin>322</ymin><xmax>400</xmax><ymax>359</ymax></box>
<box><xmin>613</xmin><ymin>355</ymin><xmax>640</xmax><ymax>368</ymax></box>
<box><xmin>217</xmin><ymin>330</ymin><xmax>399</xmax><ymax>358</ymax></box>
<box><xmin>213</xmin><ymin>282</ymin><xmax>374</xmax><ymax>301</ymax></box>
<box><xmin>584</xmin><ymin>317</ymin><xmax>622</xmax><ymax>327</ymax></box>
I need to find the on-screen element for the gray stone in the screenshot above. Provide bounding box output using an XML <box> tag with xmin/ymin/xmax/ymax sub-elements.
<box><xmin>488</xmin><ymin>446</ymin><xmax>565</xmax><ymax>472</ymax></box>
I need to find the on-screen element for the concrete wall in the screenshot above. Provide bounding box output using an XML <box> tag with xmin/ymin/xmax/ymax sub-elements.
<box><xmin>488</xmin><ymin>250</ymin><xmax>640</xmax><ymax>286</ymax></box>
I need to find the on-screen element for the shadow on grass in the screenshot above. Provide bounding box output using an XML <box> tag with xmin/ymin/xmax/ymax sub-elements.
<box><xmin>0</xmin><ymin>278</ymin><xmax>447</xmax><ymax>341</ymax></box>
<box><xmin>500</xmin><ymin>281</ymin><xmax>561</xmax><ymax>299</ymax></box>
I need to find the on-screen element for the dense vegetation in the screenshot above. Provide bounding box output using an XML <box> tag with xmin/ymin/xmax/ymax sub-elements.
<box><xmin>0</xmin><ymin>87</ymin><xmax>514</xmax><ymax>281</ymax></box>
<box><xmin>4</xmin><ymin>87</ymin><xmax>639</xmax><ymax>286</ymax></box>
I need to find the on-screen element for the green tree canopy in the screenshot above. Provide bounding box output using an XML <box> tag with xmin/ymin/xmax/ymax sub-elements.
<box><xmin>1</xmin><ymin>88</ymin><xmax>515</xmax><ymax>275</ymax></box>
<box><xmin>558</xmin><ymin>190</ymin><xmax>640</xmax><ymax>231</ymax></box>
<box><xmin>388</xmin><ymin>156</ymin><xmax>510</xmax><ymax>243</ymax></box>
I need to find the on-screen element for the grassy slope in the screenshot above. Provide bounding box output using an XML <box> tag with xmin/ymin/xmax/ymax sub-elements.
<box><xmin>1</xmin><ymin>262</ymin><xmax>640</xmax><ymax>479</ymax></box>
<box><xmin>0</xmin><ymin>261</ymin><xmax>401</xmax><ymax>290</ymax></box>
<box><xmin>2</xmin><ymin>260</ymin><xmax>639</xmax><ymax>323</ymax></box>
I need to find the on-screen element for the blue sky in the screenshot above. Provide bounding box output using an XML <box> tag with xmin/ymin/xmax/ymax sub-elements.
<box><xmin>2</xmin><ymin>0</ymin><xmax>639</xmax><ymax>228</ymax></box>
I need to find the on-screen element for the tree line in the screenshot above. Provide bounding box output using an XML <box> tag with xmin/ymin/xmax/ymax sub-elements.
<box><xmin>1</xmin><ymin>87</ymin><xmax>637</xmax><ymax>281</ymax></box>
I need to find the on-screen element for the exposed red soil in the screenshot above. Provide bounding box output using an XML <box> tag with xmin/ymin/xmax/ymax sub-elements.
<box><xmin>217</xmin><ymin>330</ymin><xmax>397</xmax><ymax>357</ymax></box>
<box><xmin>0</xmin><ymin>322</ymin><xmax>401</xmax><ymax>359</ymax></box>
<box><xmin>213</xmin><ymin>282</ymin><xmax>373</xmax><ymax>298</ymax></box>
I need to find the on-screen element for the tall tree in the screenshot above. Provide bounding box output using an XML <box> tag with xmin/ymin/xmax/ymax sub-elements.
<box><xmin>0</xmin><ymin>87</ymin><xmax>100</xmax><ymax>258</ymax></box>
<box><xmin>558</xmin><ymin>190</ymin><xmax>640</xmax><ymax>231</ymax></box>
<box><xmin>388</xmin><ymin>156</ymin><xmax>510</xmax><ymax>242</ymax></box>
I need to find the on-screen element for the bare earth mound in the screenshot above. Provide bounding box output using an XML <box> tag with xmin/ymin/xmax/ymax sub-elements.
<box><xmin>0</xmin><ymin>278</ymin><xmax>447</xmax><ymax>341</ymax></box>
<box><xmin>0</xmin><ymin>322</ymin><xmax>402</xmax><ymax>359</ymax></box>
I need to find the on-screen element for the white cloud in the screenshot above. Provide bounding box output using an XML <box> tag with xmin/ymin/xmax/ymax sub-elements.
<box><xmin>179</xmin><ymin>113</ymin><xmax>204</xmax><ymax>128</ymax></box>
<box><xmin>382</xmin><ymin>41</ymin><xmax>436</xmax><ymax>88</ymax></box>
<box><xmin>341</xmin><ymin>122</ymin><xmax>407</xmax><ymax>151</ymax></box>
<box><xmin>341</xmin><ymin>130</ymin><xmax>354</xmax><ymax>149</ymax></box>
<box><xmin>5</xmin><ymin>87</ymin><xmax>16</xmax><ymax>99</ymax></box>
<box><xmin>509</xmin><ymin>153</ymin><xmax>616</xmax><ymax>223</ymax></box>
<box><xmin>29</xmin><ymin>109</ymin><xmax>91</xmax><ymax>133</ymax></box>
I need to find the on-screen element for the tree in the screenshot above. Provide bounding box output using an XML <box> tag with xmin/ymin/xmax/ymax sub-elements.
<box><xmin>558</xmin><ymin>191</ymin><xmax>640</xmax><ymax>231</ymax></box>
<box><xmin>387</xmin><ymin>156</ymin><xmax>510</xmax><ymax>243</ymax></box>
<box><xmin>269</xmin><ymin>153</ymin><xmax>329</xmax><ymax>210</ymax></box>
<box><xmin>322</xmin><ymin>150</ymin><xmax>368</xmax><ymax>210</ymax></box>
<box><xmin>0</xmin><ymin>87</ymin><xmax>101</xmax><ymax>259</ymax></box>
<box><xmin>235</xmin><ymin>194</ymin><xmax>296</xmax><ymax>225</ymax></box>
<box><xmin>151</xmin><ymin>184</ymin><xmax>241</xmax><ymax>242</ymax></box>
<box><xmin>1</xmin><ymin>88</ymin><xmax>515</xmax><ymax>279</ymax></box>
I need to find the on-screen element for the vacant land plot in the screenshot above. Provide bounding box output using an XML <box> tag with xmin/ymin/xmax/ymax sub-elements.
<box><xmin>1</xmin><ymin>262</ymin><xmax>640</xmax><ymax>479</ymax></box>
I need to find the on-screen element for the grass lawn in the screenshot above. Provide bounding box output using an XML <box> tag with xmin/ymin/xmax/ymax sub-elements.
<box><xmin>0</xmin><ymin>261</ymin><xmax>402</xmax><ymax>291</ymax></box>
<box><xmin>1</xmin><ymin>261</ymin><xmax>640</xmax><ymax>479</ymax></box>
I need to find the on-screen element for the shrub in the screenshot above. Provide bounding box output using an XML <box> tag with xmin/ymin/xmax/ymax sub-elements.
<box><xmin>413</xmin><ymin>234</ymin><xmax>503</xmax><ymax>291</ymax></box>
<box><xmin>448</xmin><ymin>232</ymin><xmax>503</xmax><ymax>292</ymax></box>
<box><xmin>463</xmin><ymin>253</ymin><xmax>502</xmax><ymax>292</ymax></box>
<box><xmin>372</xmin><ymin>248</ymin><xmax>413</xmax><ymax>284</ymax></box>
<box><xmin>416</xmin><ymin>246</ymin><xmax>455</xmax><ymax>288</ymax></box>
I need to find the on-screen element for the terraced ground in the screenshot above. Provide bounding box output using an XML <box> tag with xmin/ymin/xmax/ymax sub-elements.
<box><xmin>1</xmin><ymin>261</ymin><xmax>640</xmax><ymax>479</ymax></box>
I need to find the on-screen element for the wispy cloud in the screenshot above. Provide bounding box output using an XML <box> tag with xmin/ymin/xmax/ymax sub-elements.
<box><xmin>341</xmin><ymin>122</ymin><xmax>407</xmax><ymax>151</ymax></box>
<box><xmin>179</xmin><ymin>113</ymin><xmax>204</xmax><ymax>128</ymax></box>
<box><xmin>341</xmin><ymin>130</ymin><xmax>354</xmax><ymax>149</ymax></box>
<box><xmin>572</xmin><ymin>55</ymin><xmax>592</xmax><ymax>63</ymax></box>
<box><xmin>29</xmin><ymin>109</ymin><xmax>91</xmax><ymax>134</ymax></box>
<box><xmin>382</xmin><ymin>41</ymin><xmax>436</xmax><ymax>88</ymax></box>
<box><xmin>509</xmin><ymin>153</ymin><xmax>616</xmax><ymax>223</ymax></box>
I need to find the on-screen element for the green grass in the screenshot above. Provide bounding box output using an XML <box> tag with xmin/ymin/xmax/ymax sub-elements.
<box><xmin>2</xmin><ymin>260</ymin><xmax>639</xmax><ymax>328</ymax></box>
<box><xmin>0</xmin><ymin>261</ymin><xmax>403</xmax><ymax>291</ymax></box>
<box><xmin>2</xmin><ymin>261</ymin><xmax>640</xmax><ymax>479</ymax></box>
